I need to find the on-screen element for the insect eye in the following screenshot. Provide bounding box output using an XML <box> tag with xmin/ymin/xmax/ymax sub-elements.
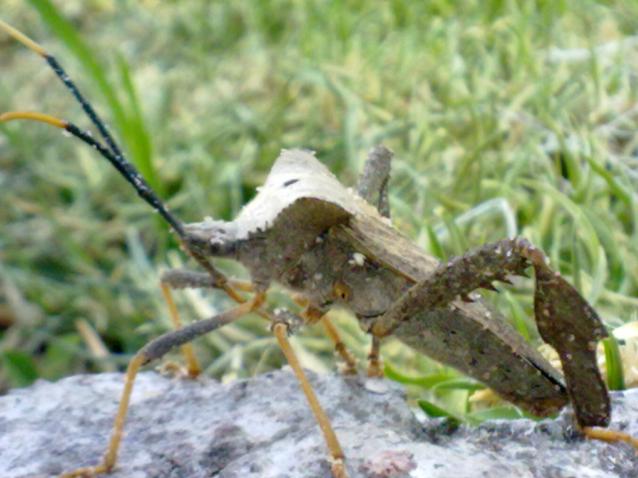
<box><xmin>332</xmin><ymin>281</ymin><xmax>351</xmax><ymax>301</ymax></box>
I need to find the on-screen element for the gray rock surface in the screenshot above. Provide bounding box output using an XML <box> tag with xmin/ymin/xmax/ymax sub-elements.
<box><xmin>1</xmin><ymin>369</ymin><xmax>637</xmax><ymax>478</ymax></box>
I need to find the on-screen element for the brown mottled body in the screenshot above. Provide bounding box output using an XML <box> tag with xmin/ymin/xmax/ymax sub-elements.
<box><xmin>284</xmin><ymin>220</ymin><xmax>571</xmax><ymax>418</ymax></box>
<box><xmin>186</xmin><ymin>148</ymin><xmax>607</xmax><ymax>424</ymax></box>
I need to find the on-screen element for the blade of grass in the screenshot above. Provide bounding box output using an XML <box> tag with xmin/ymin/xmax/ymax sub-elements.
<box><xmin>603</xmin><ymin>335</ymin><xmax>625</xmax><ymax>391</ymax></box>
<box><xmin>418</xmin><ymin>398</ymin><xmax>462</xmax><ymax>424</ymax></box>
<box><xmin>1</xmin><ymin>350</ymin><xmax>39</xmax><ymax>387</ymax></box>
<box><xmin>466</xmin><ymin>406</ymin><xmax>525</xmax><ymax>425</ymax></box>
<box><xmin>116</xmin><ymin>54</ymin><xmax>157</xmax><ymax>190</ymax></box>
<box><xmin>384</xmin><ymin>362</ymin><xmax>458</xmax><ymax>388</ymax></box>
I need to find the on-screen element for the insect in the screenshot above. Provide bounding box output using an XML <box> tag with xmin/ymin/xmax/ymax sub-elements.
<box><xmin>1</xmin><ymin>19</ymin><xmax>637</xmax><ymax>478</ymax></box>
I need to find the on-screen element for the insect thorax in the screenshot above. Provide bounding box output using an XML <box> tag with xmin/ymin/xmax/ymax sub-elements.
<box><xmin>185</xmin><ymin>212</ymin><xmax>410</xmax><ymax>323</ymax></box>
<box><xmin>277</xmin><ymin>227</ymin><xmax>411</xmax><ymax>323</ymax></box>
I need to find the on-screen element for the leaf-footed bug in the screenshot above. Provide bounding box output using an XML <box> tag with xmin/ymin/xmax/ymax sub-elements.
<box><xmin>1</xmin><ymin>18</ymin><xmax>637</xmax><ymax>478</ymax></box>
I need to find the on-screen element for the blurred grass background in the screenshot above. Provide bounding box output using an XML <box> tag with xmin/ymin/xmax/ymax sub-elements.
<box><xmin>1</xmin><ymin>0</ymin><xmax>637</xmax><ymax>422</ymax></box>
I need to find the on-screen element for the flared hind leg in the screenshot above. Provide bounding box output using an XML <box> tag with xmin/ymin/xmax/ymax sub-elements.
<box><xmin>372</xmin><ymin>237</ymin><xmax>637</xmax><ymax>450</ymax></box>
<box><xmin>357</xmin><ymin>145</ymin><xmax>391</xmax><ymax>378</ymax></box>
<box><xmin>356</xmin><ymin>144</ymin><xmax>393</xmax><ymax>219</ymax></box>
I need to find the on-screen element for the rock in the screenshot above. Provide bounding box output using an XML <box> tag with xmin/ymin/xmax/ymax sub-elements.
<box><xmin>0</xmin><ymin>369</ymin><xmax>637</xmax><ymax>478</ymax></box>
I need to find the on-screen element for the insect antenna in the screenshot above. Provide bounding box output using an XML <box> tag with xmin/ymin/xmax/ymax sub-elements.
<box><xmin>0</xmin><ymin>19</ymin><xmax>185</xmax><ymax>238</ymax></box>
<box><xmin>0</xmin><ymin>111</ymin><xmax>186</xmax><ymax>237</ymax></box>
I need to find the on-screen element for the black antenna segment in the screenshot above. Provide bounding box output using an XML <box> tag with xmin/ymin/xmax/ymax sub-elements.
<box><xmin>0</xmin><ymin>19</ymin><xmax>185</xmax><ymax>238</ymax></box>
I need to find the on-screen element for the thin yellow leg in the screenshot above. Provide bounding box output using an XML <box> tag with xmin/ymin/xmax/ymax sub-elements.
<box><xmin>60</xmin><ymin>354</ymin><xmax>145</xmax><ymax>478</ymax></box>
<box><xmin>62</xmin><ymin>298</ymin><xmax>260</xmax><ymax>477</ymax></box>
<box><xmin>160</xmin><ymin>282</ymin><xmax>201</xmax><ymax>377</ymax></box>
<box><xmin>227</xmin><ymin>278</ymin><xmax>254</xmax><ymax>292</ymax></box>
<box><xmin>220</xmin><ymin>283</ymin><xmax>247</xmax><ymax>303</ymax></box>
<box><xmin>273</xmin><ymin>323</ymin><xmax>348</xmax><ymax>478</ymax></box>
<box><xmin>367</xmin><ymin>335</ymin><xmax>384</xmax><ymax>378</ymax></box>
<box><xmin>298</xmin><ymin>303</ymin><xmax>358</xmax><ymax>375</ymax></box>
<box><xmin>321</xmin><ymin>317</ymin><xmax>357</xmax><ymax>375</ymax></box>
<box><xmin>581</xmin><ymin>426</ymin><xmax>638</xmax><ymax>451</ymax></box>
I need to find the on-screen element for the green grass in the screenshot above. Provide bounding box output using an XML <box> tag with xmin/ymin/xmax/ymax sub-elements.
<box><xmin>1</xmin><ymin>0</ymin><xmax>637</xmax><ymax>423</ymax></box>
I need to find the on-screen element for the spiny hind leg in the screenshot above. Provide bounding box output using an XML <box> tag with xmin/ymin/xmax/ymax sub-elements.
<box><xmin>374</xmin><ymin>237</ymin><xmax>638</xmax><ymax>449</ymax></box>
<box><xmin>61</xmin><ymin>298</ymin><xmax>260</xmax><ymax>478</ymax></box>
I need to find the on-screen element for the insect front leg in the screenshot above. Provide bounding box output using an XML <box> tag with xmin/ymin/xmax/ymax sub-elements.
<box><xmin>159</xmin><ymin>277</ymin><xmax>202</xmax><ymax>378</ymax></box>
<box><xmin>61</xmin><ymin>297</ymin><xmax>260</xmax><ymax>478</ymax></box>
<box><xmin>158</xmin><ymin>268</ymin><xmax>255</xmax><ymax>377</ymax></box>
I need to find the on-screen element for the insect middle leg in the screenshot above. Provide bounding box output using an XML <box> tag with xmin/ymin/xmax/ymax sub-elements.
<box><xmin>272</xmin><ymin>315</ymin><xmax>348</xmax><ymax>478</ymax></box>
<box><xmin>295</xmin><ymin>300</ymin><xmax>358</xmax><ymax>374</ymax></box>
<box><xmin>159</xmin><ymin>275</ymin><xmax>350</xmax><ymax>475</ymax></box>
<box><xmin>159</xmin><ymin>281</ymin><xmax>202</xmax><ymax>377</ymax></box>
<box><xmin>366</xmin><ymin>335</ymin><xmax>383</xmax><ymax>378</ymax></box>
<box><xmin>322</xmin><ymin>317</ymin><xmax>358</xmax><ymax>375</ymax></box>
